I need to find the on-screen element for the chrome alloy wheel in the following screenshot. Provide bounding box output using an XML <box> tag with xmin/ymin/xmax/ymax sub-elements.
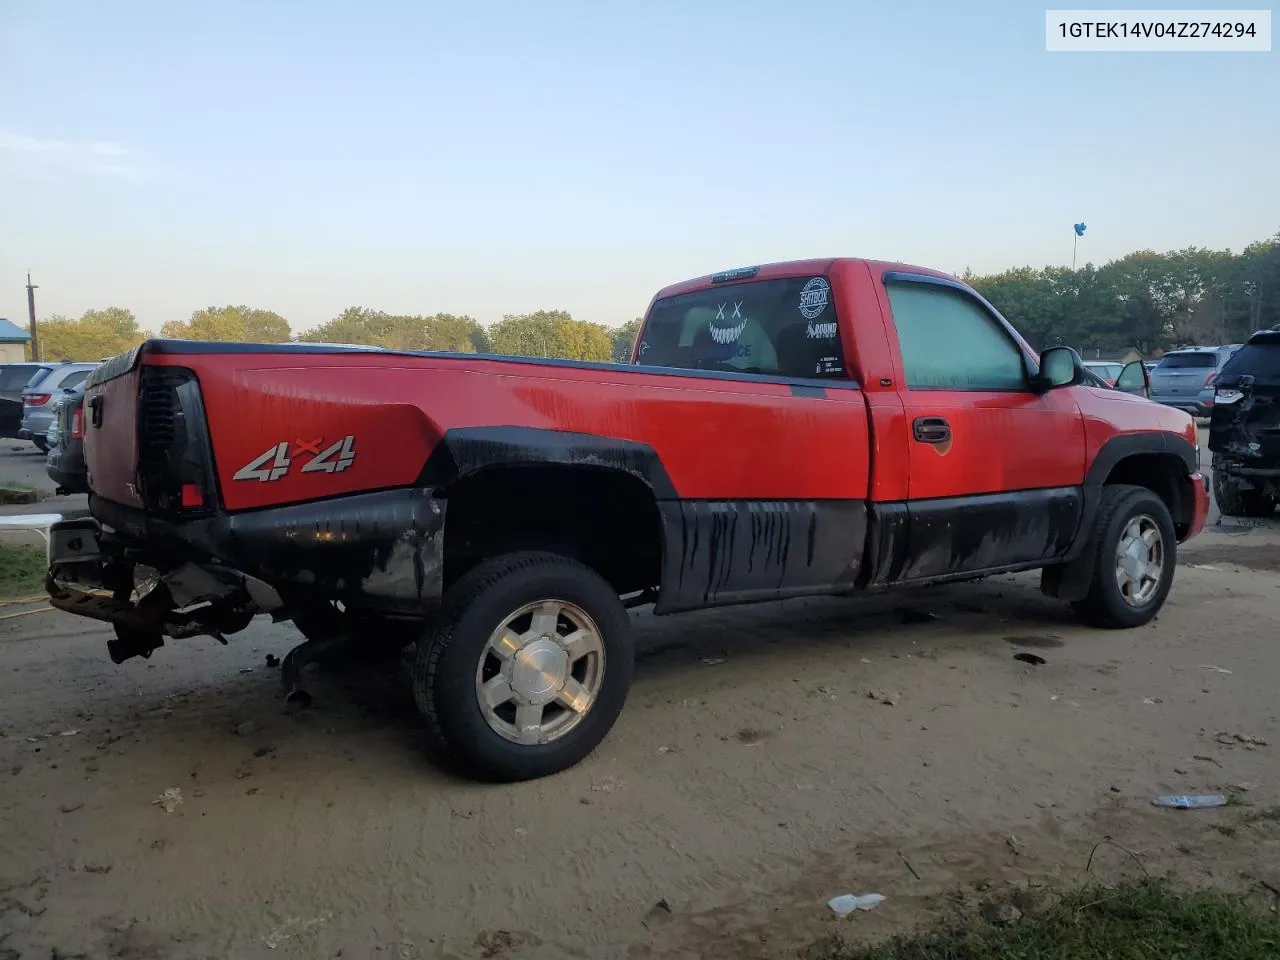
<box><xmin>474</xmin><ymin>599</ymin><xmax>606</xmax><ymax>745</ymax></box>
<box><xmin>1114</xmin><ymin>513</ymin><xmax>1164</xmax><ymax>606</ymax></box>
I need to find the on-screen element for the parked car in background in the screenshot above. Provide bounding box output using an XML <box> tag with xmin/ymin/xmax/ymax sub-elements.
<box><xmin>45</xmin><ymin>381</ymin><xmax>89</xmax><ymax>495</ymax></box>
<box><xmin>0</xmin><ymin>362</ymin><xmax>54</xmax><ymax>440</ymax></box>
<box><xmin>1082</xmin><ymin>361</ymin><xmax>1125</xmax><ymax>386</ymax></box>
<box><xmin>20</xmin><ymin>362</ymin><xmax>98</xmax><ymax>452</ymax></box>
<box><xmin>1208</xmin><ymin>327</ymin><xmax>1280</xmax><ymax>518</ymax></box>
<box><xmin>1148</xmin><ymin>345</ymin><xmax>1241</xmax><ymax>417</ymax></box>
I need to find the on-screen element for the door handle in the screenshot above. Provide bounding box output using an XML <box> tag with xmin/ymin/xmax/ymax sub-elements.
<box><xmin>89</xmin><ymin>395</ymin><xmax>104</xmax><ymax>428</ymax></box>
<box><xmin>912</xmin><ymin>416</ymin><xmax>950</xmax><ymax>444</ymax></box>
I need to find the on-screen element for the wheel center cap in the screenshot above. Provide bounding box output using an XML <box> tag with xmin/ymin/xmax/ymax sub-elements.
<box><xmin>511</xmin><ymin>638</ymin><xmax>568</xmax><ymax>704</ymax></box>
<box><xmin>1120</xmin><ymin>540</ymin><xmax>1147</xmax><ymax>578</ymax></box>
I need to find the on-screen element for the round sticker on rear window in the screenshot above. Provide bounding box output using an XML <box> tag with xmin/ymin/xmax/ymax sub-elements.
<box><xmin>799</xmin><ymin>277</ymin><xmax>830</xmax><ymax>320</ymax></box>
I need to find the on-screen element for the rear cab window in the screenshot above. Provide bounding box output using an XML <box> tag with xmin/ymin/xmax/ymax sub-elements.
<box><xmin>1218</xmin><ymin>334</ymin><xmax>1280</xmax><ymax>383</ymax></box>
<box><xmin>1158</xmin><ymin>352</ymin><xmax>1217</xmax><ymax>369</ymax></box>
<box><xmin>0</xmin><ymin>366</ymin><xmax>50</xmax><ymax>392</ymax></box>
<box><xmin>636</xmin><ymin>274</ymin><xmax>850</xmax><ymax>381</ymax></box>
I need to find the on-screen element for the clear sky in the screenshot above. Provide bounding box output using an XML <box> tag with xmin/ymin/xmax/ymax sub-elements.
<box><xmin>1</xmin><ymin>0</ymin><xmax>1276</xmax><ymax>336</ymax></box>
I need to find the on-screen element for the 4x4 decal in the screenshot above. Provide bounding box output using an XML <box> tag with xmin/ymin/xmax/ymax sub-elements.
<box><xmin>233</xmin><ymin>435</ymin><xmax>357</xmax><ymax>482</ymax></box>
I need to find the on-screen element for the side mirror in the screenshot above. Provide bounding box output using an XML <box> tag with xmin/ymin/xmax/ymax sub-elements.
<box><xmin>1115</xmin><ymin>359</ymin><xmax>1150</xmax><ymax>398</ymax></box>
<box><xmin>1031</xmin><ymin>345</ymin><xmax>1080</xmax><ymax>392</ymax></box>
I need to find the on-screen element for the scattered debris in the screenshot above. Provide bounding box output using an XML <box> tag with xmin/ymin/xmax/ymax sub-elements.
<box><xmin>700</xmin><ymin>656</ymin><xmax>726</xmax><ymax>666</ymax></box>
<box><xmin>59</xmin><ymin>802</ymin><xmax>84</xmax><ymax>814</ymax></box>
<box><xmin>642</xmin><ymin>898</ymin><xmax>673</xmax><ymax>929</ymax></box>
<box><xmin>234</xmin><ymin>721</ymin><xmax>259</xmax><ymax>737</ymax></box>
<box><xmin>475</xmin><ymin>930</ymin><xmax>516</xmax><ymax>958</ymax></box>
<box><xmin>1231</xmin><ymin>782</ymin><xmax>1254</xmax><ymax>793</ymax></box>
<box><xmin>152</xmin><ymin>787</ymin><xmax>184</xmax><ymax>813</ymax></box>
<box><xmin>591</xmin><ymin>776</ymin><xmax>624</xmax><ymax>794</ymax></box>
<box><xmin>899</xmin><ymin>852</ymin><xmax>922</xmax><ymax>880</ymax></box>
<box><xmin>238</xmin><ymin>667</ymin><xmax>254</xmax><ymax>674</ymax></box>
<box><xmin>827</xmin><ymin>893</ymin><xmax>886</xmax><ymax>917</ymax></box>
<box><xmin>735</xmin><ymin>727</ymin><xmax>773</xmax><ymax>745</ymax></box>
<box><xmin>1013</xmin><ymin>653</ymin><xmax>1046</xmax><ymax>666</ymax></box>
<box><xmin>1188</xmin><ymin>564</ymin><xmax>1222</xmax><ymax>571</ymax></box>
<box><xmin>265</xmin><ymin>654</ymin><xmax>281</xmax><ymax>668</ymax></box>
<box><xmin>83</xmin><ymin>863</ymin><xmax>112</xmax><ymax>875</ymax></box>
<box><xmin>59</xmin><ymin>729</ymin><xmax>80</xmax><ymax>737</ymax></box>
<box><xmin>982</xmin><ymin>902</ymin><xmax>1023</xmax><ymax>925</ymax></box>
<box><xmin>1143</xmin><ymin>697</ymin><xmax>1164</xmax><ymax>705</ymax></box>
<box><xmin>262</xmin><ymin>913</ymin><xmax>332</xmax><ymax>950</ymax></box>
<box><xmin>1199</xmin><ymin>665</ymin><xmax>1233</xmax><ymax>675</ymax></box>
<box><xmin>1174</xmin><ymin>767</ymin><xmax>1190</xmax><ymax>775</ymax></box>
<box><xmin>657</xmin><ymin>745</ymin><xmax>677</xmax><ymax>755</ymax></box>
<box><xmin>866</xmin><ymin>690</ymin><xmax>900</xmax><ymax>706</ymax></box>
<box><xmin>1152</xmin><ymin>794</ymin><xmax>1228</xmax><ymax>809</ymax></box>
<box><xmin>1006</xmin><ymin>834</ymin><xmax>1022</xmax><ymax>856</ymax></box>
<box><xmin>253</xmin><ymin>745</ymin><xmax>276</xmax><ymax>758</ymax></box>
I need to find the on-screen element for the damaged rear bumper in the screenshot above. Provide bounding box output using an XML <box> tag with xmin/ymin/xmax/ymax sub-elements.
<box><xmin>46</xmin><ymin>487</ymin><xmax>448</xmax><ymax>644</ymax></box>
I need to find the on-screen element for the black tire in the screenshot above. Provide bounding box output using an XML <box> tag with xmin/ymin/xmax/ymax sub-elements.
<box><xmin>33</xmin><ymin>437</ymin><xmax>48</xmax><ymax>454</ymax></box>
<box><xmin>413</xmin><ymin>551</ymin><xmax>634</xmax><ymax>783</ymax></box>
<box><xmin>293</xmin><ymin>604</ymin><xmax>422</xmax><ymax>659</ymax></box>
<box><xmin>1212</xmin><ymin>468</ymin><xmax>1276</xmax><ymax>518</ymax></box>
<box><xmin>1072</xmin><ymin>484</ymin><xmax>1178</xmax><ymax>629</ymax></box>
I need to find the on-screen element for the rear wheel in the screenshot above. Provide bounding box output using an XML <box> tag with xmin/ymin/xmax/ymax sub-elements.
<box><xmin>412</xmin><ymin>551</ymin><xmax>633</xmax><ymax>782</ymax></box>
<box><xmin>1073</xmin><ymin>484</ymin><xmax>1177</xmax><ymax>628</ymax></box>
<box><xmin>1212</xmin><ymin>468</ymin><xmax>1276</xmax><ymax>518</ymax></box>
<box><xmin>33</xmin><ymin>437</ymin><xmax>48</xmax><ymax>454</ymax></box>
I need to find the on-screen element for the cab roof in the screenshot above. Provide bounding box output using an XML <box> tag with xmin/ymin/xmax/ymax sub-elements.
<box><xmin>652</xmin><ymin>257</ymin><xmax>959</xmax><ymax>301</ymax></box>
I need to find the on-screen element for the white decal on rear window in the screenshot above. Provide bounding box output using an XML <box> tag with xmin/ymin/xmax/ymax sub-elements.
<box><xmin>799</xmin><ymin>277</ymin><xmax>830</xmax><ymax>320</ymax></box>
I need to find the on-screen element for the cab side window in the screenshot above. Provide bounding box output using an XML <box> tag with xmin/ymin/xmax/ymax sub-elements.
<box><xmin>885</xmin><ymin>280</ymin><xmax>1027</xmax><ymax>391</ymax></box>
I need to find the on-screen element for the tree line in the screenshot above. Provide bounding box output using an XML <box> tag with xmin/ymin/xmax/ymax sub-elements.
<box><xmin>23</xmin><ymin>229</ymin><xmax>1280</xmax><ymax>364</ymax></box>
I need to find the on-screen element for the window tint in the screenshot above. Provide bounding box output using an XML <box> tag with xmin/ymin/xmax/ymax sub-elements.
<box><xmin>0</xmin><ymin>366</ymin><xmax>48</xmax><ymax>392</ymax></box>
<box><xmin>637</xmin><ymin>275</ymin><xmax>849</xmax><ymax>380</ymax></box>
<box><xmin>1158</xmin><ymin>352</ymin><xmax>1216</xmax><ymax>369</ymax></box>
<box><xmin>58</xmin><ymin>370</ymin><xmax>90</xmax><ymax>390</ymax></box>
<box><xmin>1219</xmin><ymin>335</ymin><xmax>1280</xmax><ymax>382</ymax></box>
<box><xmin>885</xmin><ymin>281</ymin><xmax>1027</xmax><ymax>390</ymax></box>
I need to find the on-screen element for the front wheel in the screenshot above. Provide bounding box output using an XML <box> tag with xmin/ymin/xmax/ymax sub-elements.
<box><xmin>33</xmin><ymin>437</ymin><xmax>48</xmax><ymax>454</ymax></box>
<box><xmin>1073</xmin><ymin>484</ymin><xmax>1177</xmax><ymax>628</ymax></box>
<box><xmin>413</xmin><ymin>551</ymin><xmax>634</xmax><ymax>782</ymax></box>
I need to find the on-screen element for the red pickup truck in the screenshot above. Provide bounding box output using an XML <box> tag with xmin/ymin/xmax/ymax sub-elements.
<box><xmin>45</xmin><ymin>257</ymin><xmax>1209</xmax><ymax>782</ymax></box>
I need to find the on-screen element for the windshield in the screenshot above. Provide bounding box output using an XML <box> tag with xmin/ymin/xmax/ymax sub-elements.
<box><xmin>1157</xmin><ymin>352</ymin><xmax>1217</xmax><ymax>369</ymax></box>
<box><xmin>637</xmin><ymin>275</ymin><xmax>850</xmax><ymax>380</ymax></box>
<box><xmin>1218</xmin><ymin>334</ymin><xmax>1280</xmax><ymax>384</ymax></box>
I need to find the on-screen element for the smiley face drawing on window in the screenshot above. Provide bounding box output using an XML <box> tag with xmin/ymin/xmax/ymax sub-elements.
<box><xmin>709</xmin><ymin>301</ymin><xmax>747</xmax><ymax>345</ymax></box>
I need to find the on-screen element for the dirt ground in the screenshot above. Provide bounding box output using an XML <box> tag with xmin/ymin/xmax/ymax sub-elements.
<box><xmin>2</xmin><ymin>438</ymin><xmax>1279</xmax><ymax>959</ymax></box>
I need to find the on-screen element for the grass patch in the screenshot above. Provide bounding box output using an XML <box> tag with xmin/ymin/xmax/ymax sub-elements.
<box><xmin>0</xmin><ymin>543</ymin><xmax>47</xmax><ymax>599</ymax></box>
<box><xmin>809</xmin><ymin>879</ymin><xmax>1280</xmax><ymax>960</ymax></box>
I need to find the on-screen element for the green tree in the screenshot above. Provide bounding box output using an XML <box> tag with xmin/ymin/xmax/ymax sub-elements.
<box><xmin>298</xmin><ymin>308</ymin><xmax>490</xmax><ymax>353</ymax></box>
<box><xmin>488</xmin><ymin>310</ymin><xmax>613</xmax><ymax>361</ymax></box>
<box><xmin>36</xmin><ymin>307</ymin><xmax>146</xmax><ymax>360</ymax></box>
<box><xmin>162</xmin><ymin>305</ymin><xmax>291</xmax><ymax>342</ymax></box>
<box><xmin>610</xmin><ymin>318</ymin><xmax>643</xmax><ymax>362</ymax></box>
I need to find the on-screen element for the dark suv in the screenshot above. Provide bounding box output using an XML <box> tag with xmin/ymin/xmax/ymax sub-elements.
<box><xmin>1208</xmin><ymin>327</ymin><xmax>1280</xmax><ymax>518</ymax></box>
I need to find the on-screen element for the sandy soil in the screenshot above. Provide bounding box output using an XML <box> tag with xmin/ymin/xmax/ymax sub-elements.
<box><xmin>2</xmin><ymin>435</ymin><xmax>1279</xmax><ymax>958</ymax></box>
<box><xmin>1</xmin><ymin>515</ymin><xmax>1278</xmax><ymax>959</ymax></box>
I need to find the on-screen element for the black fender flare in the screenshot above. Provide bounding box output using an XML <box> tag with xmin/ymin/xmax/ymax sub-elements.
<box><xmin>416</xmin><ymin>426</ymin><xmax>678</xmax><ymax>498</ymax></box>
<box><xmin>1041</xmin><ymin>431</ymin><xmax>1199</xmax><ymax>602</ymax></box>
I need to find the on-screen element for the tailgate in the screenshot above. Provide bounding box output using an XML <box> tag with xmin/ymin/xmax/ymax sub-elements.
<box><xmin>83</xmin><ymin>366</ymin><xmax>143</xmax><ymax>508</ymax></box>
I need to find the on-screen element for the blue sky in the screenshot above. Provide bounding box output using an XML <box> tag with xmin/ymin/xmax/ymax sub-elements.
<box><xmin>1</xmin><ymin>0</ymin><xmax>1276</xmax><ymax>336</ymax></box>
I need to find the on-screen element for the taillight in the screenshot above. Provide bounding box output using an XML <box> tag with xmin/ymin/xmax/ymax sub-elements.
<box><xmin>27</xmin><ymin>394</ymin><xmax>51</xmax><ymax>406</ymax></box>
<box><xmin>71</xmin><ymin>407</ymin><xmax>84</xmax><ymax>439</ymax></box>
<box><xmin>1204</xmin><ymin>373</ymin><xmax>1217</xmax><ymax>388</ymax></box>
<box><xmin>137</xmin><ymin>366</ymin><xmax>219</xmax><ymax>515</ymax></box>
